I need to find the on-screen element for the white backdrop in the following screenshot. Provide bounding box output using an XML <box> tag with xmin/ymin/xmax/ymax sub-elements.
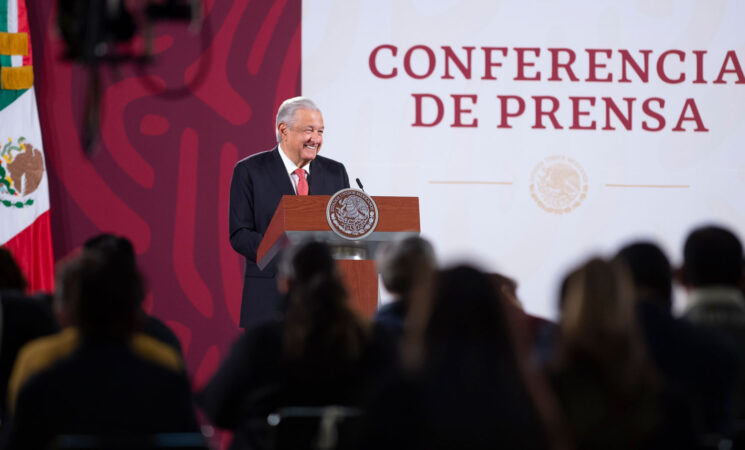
<box><xmin>302</xmin><ymin>0</ymin><xmax>745</xmax><ymax>318</ymax></box>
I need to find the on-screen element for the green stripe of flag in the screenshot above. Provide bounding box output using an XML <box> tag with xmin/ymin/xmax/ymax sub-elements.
<box><xmin>0</xmin><ymin>0</ymin><xmax>7</xmax><ymax>31</ymax></box>
<box><xmin>0</xmin><ymin>0</ymin><xmax>24</xmax><ymax>111</ymax></box>
<box><xmin>0</xmin><ymin>0</ymin><xmax>10</xmax><ymax>68</ymax></box>
<box><xmin>0</xmin><ymin>89</ymin><xmax>24</xmax><ymax>111</ymax></box>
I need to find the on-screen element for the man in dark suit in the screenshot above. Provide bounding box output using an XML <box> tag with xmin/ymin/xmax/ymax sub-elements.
<box><xmin>679</xmin><ymin>225</ymin><xmax>745</xmax><ymax>431</ymax></box>
<box><xmin>618</xmin><ymin>242</ymin><xmax>739</xmax><ymax>436</ymax></box>
<box><xmin>229</xmin><ymin>97</ymin><xmax>350</xmax><ymax>328</ymax></box>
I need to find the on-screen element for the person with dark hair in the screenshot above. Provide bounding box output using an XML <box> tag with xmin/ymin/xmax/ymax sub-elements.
<box><xmin>374</xmin><ymin>235</ymin><xmax>436</xmax><ymax>336</ymax></box>
<box><xmin>2</xmin><ymin>251</ymin><xmax>200</xmax><ymax>449</ymax></box>
<box><xmin>82</xmin><ymin>233</ymin><xmax>182</xmax><ymax>354</ymax></box>
<box><xmin>549</xmin><ymin>257</ymin><xmax>692</xmax><ymax>449</ymax></box>
<box><xmin>198</xmin><ymin>241</ymin><xmax>395</xmax><ymax>450</ymax></box>
<box><xmin>491</xmin><ymin>271</ymin><xmax>558</xmax><ymax>365</ymax></box>
<box><xmin>0</xmin><ymin>248</ymin><xmax>58</xmax><ymax>424</ymax></box>
<box><xmin>617</xmin><ymin>242</ymin><xmax>739</xmax><ymax>437</ymax></box>
<box><xmin>679</xmin><ymin>225</ymin><xmax>745</xmax><ymax>428</ymax></box>
<box><xmin>682</xmin><ymin>226</ymin><xmax>744</xmax><ymax>289</ymax></box>
<box><xmin>0</xmin><ymin>248</ymin><xmax>28</xmax><ymax>292</ymax></box>
<box><xmin>364</xmin><ymin>265</ymin><xmax>563</xmax><ymax>450</ymax></box>
<box><xmin>617</xmin><ymin>242</ymin><xmax>673</xmax><ymax>311</ymax></box>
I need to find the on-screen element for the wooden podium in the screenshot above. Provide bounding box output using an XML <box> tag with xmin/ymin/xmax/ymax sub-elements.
<box><xmin>256</xmin><ymin>195</ymin><xmax>420</xmax><ymax>316</ymax></box>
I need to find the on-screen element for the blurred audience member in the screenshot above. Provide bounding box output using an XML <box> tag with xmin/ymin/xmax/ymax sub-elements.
<box><xmin>617</xmin><ymin>242</ymin><xmax>673</xmax><ymax>311</ymax></box>
<box><xmin>490</xmin><ymin>272</ymin><xmax>521</xmax><ymax>310</ymax></box>
<box><xmin>2</xmin><ymin>250</ymin><xmax>198</xmax><ymax>448</ymax></box>
<box><xmin>0</xmin><ymin>248</ymin><xmax>27</xmax><ymax>292</ymax></box>
<box><xmin>618</xmin><ymin>242</ymin><xmax>738</xmax><ymax>437</ymax></box>
<box><xmin>0</xmin><ymin>249</ymin><xmax>58</xmax><ymax>424</ymax></box>
<box><xmin>198</xmin><ymin>241</ymin><xmax>395</xmax><ymax>450</ymax></box>
<box><xmin>549</xmin><ymin>258</ymin><xmax>692</xmax><ymax>449</ymax></box>
<box><xmin>491</xmin><ymin>272</ymin><xmax>557</xmax><ymax>365</ymax></box>
<box><xmin>365</xmin><ymin>265</ymin><xmax>564</xmax><ymax>450</ymax></box>
<box><xmin>83</xmin><ymin>234</ymin><xmax>182</xmax><ymax>354</ymax></box>
<box><xmin>375</xmin><ymin>236</ymin><xmax>436</xmax><ymax>336</ymax></box>
<box><xmin>679</xmin><ymin>225</ymin><xmax>745</xmax><ymax>424</ymax></box>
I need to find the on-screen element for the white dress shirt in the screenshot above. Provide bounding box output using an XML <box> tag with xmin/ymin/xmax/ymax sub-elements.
<box><xmin>278</xmin><ymin>144</ymin><xmax>311</xmax><ymax>194</ymax></box>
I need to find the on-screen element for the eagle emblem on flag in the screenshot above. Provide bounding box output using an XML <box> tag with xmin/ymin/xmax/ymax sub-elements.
<box><xmin>0</xmin><ymin>136</ymin><xmax>44</xmax><ymax>208</ymax></box>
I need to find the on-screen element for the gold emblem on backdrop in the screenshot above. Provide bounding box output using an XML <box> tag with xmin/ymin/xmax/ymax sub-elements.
<box><xmin>530</xmin><ymin>155</ymin><xmax>588</xmax><ymax>214</ymax></box>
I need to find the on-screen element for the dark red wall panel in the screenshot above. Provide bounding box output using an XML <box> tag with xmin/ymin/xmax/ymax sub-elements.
<box><xmin>28</xmin><ymin>0</ymin><xmax>301</xmax><ymax>380</ymax></box>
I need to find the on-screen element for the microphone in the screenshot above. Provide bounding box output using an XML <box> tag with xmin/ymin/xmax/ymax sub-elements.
<box><xmin>356</xmin><ymin>178</ymin><xmax>365</xmax><ymax>192</ymax></box>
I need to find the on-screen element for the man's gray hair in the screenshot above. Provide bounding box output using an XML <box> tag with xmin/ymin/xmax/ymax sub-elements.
<box><xmin>276</xmin><ymin>97</ymin><xmax>321</xmax><ymax>142</ymax></box>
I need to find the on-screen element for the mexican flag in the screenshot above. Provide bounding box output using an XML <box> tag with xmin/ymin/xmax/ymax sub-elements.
<box><xmin>0</xmin><ymin>0</ymin><xmax>53</xmax><ymax>292</ymax></box>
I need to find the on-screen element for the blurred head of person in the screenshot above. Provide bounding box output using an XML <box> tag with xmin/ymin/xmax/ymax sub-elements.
<box><xmin>554</xmin><ymin>257</ymin><xmax>652</xmax><ymax>384</ymax></box>
<box><xmin>403</xmin><ymin>265</ymin><xmax>518</xmax><ymax>373</ymax></box>
<box><xmin>682</xmin><ymin>225</ymin><xmax>743</xmax><ymax>289</ymax></box>
<box><xmin>278</xmin><ymin>241</ymin><xmax>367</xmax><ymax>362</ymax></box>
<box><xmin>82</xmin><ymin>234</ymin><xmax>144</xmax><ymax>302</ymax></box>
<box><xmin>427</xmin><ymin>265</ymin><xmax>512</xmax><ymax>347</ymax></box>
<box><xmin>616</xmin><ymin>242</ymin><xmax>673</xmax><ymax>312</ymax></box>
<box><xmin>491</xmin><ymin>272</ymin><xmax>521</xmax><ymax>311</ymax></box>
<box><xmin>0</xmin><ymin>248</ymin><xmax>27</xmax><ymax>292</ymax></box>
<box><xmin>55</xmin><ymin>250</ymin><xmax>143</xmax><ymax>341</ymax></box>
<box><xmin>278</xmin><ymin>240</ymin><xmax>337</xmax><ymax>294</ymax></box>
<box><xmin>404</xmin><ymin>264</ymin><xmax>568</xmax><ymax>448</ymax></box>
<box><xmin>377</xmin><ymin>235</ymin><xmax>436</xmax><ymax>302</ymax></box>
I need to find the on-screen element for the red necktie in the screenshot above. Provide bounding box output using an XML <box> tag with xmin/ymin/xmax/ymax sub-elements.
<box><xmin>294</xmin><ymin>168</ymin><xmax>308</xmax><ymax>196</ymax></box>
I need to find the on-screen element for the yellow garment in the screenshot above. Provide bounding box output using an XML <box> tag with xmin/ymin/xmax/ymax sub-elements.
<box><xmin>0</xmin><ymin>66</ymin><xmax>33</xmax><ymax>90</ymax></box>
<box><xmin>7</xmin><ymin>328</ymin><xmax>183</xmax><ymax>414</ymax></box>
<box><xmin>131</xmin><ymin>332</ymin><xmax>183</xmax><ymax>373</ymax></box>
<box><xmin>0</xmin><ymin>32</ymin><xmax>28</xmax><ymax>56</ymax></box>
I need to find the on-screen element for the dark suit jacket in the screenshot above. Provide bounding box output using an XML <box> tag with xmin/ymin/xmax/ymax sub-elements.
<box><xmin>229</xmin><ymin>147</ymin><xmax>350</xmax><ymax>327</ymax></box>
<box><xmin>374</xmin><ymin>299</ymin><xmax>408</xmax><ymax>339</ymax></box>
<box><xmin>638</xmin><ymin>300</ymin><xmax>738</xmax><ymax>434</ymax></box>
<box><xmin>682</xmin><ymin>289</ymin><xmax>745</xmax><ymax>423</ymax></box>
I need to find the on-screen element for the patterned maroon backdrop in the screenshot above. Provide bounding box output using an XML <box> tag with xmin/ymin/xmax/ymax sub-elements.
<box><xmin>28</xmin><ymin>0</ymin><xmax>300</xmax><ymax>389</ymax></box>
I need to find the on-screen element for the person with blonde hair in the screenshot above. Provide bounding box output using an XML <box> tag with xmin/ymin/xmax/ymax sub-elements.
<box><xmin>550</xmin><ymin>257</ymin><xmax>692</xmax><ymax>449</ymax></box>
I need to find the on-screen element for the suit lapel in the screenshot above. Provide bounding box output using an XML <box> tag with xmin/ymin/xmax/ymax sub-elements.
<box><xmin>307</xmin><ymin>158</ymin><xmax>321</xmax><ymax>195</ymax></box>
<box><xmin>267</xmin><ymin>147</ymin><xmax>295</xmax><ymax>196</ymax></box>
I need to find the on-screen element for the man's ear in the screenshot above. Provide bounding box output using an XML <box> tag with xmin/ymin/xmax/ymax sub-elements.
<box><xmin>278</xmin><ymin>122</ymin><xmax>288</xmax><ymax>140</ymax></box>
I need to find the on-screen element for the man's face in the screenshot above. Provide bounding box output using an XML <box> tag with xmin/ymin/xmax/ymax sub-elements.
<box><xmin>279</xmin><ymin>108</ymin><xmax>324</xmax><ymax>167</ymax></box>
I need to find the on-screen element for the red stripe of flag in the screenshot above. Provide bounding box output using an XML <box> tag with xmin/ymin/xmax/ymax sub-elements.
<box><xmin>3</xmin><ymin>210</ymin><xmax>54</xmax><ymax>293</ymax></box>
<box><xmin>17</xmin><ymin>0</ymin><xmax>32</xmax><ymax>66</ymax></box>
